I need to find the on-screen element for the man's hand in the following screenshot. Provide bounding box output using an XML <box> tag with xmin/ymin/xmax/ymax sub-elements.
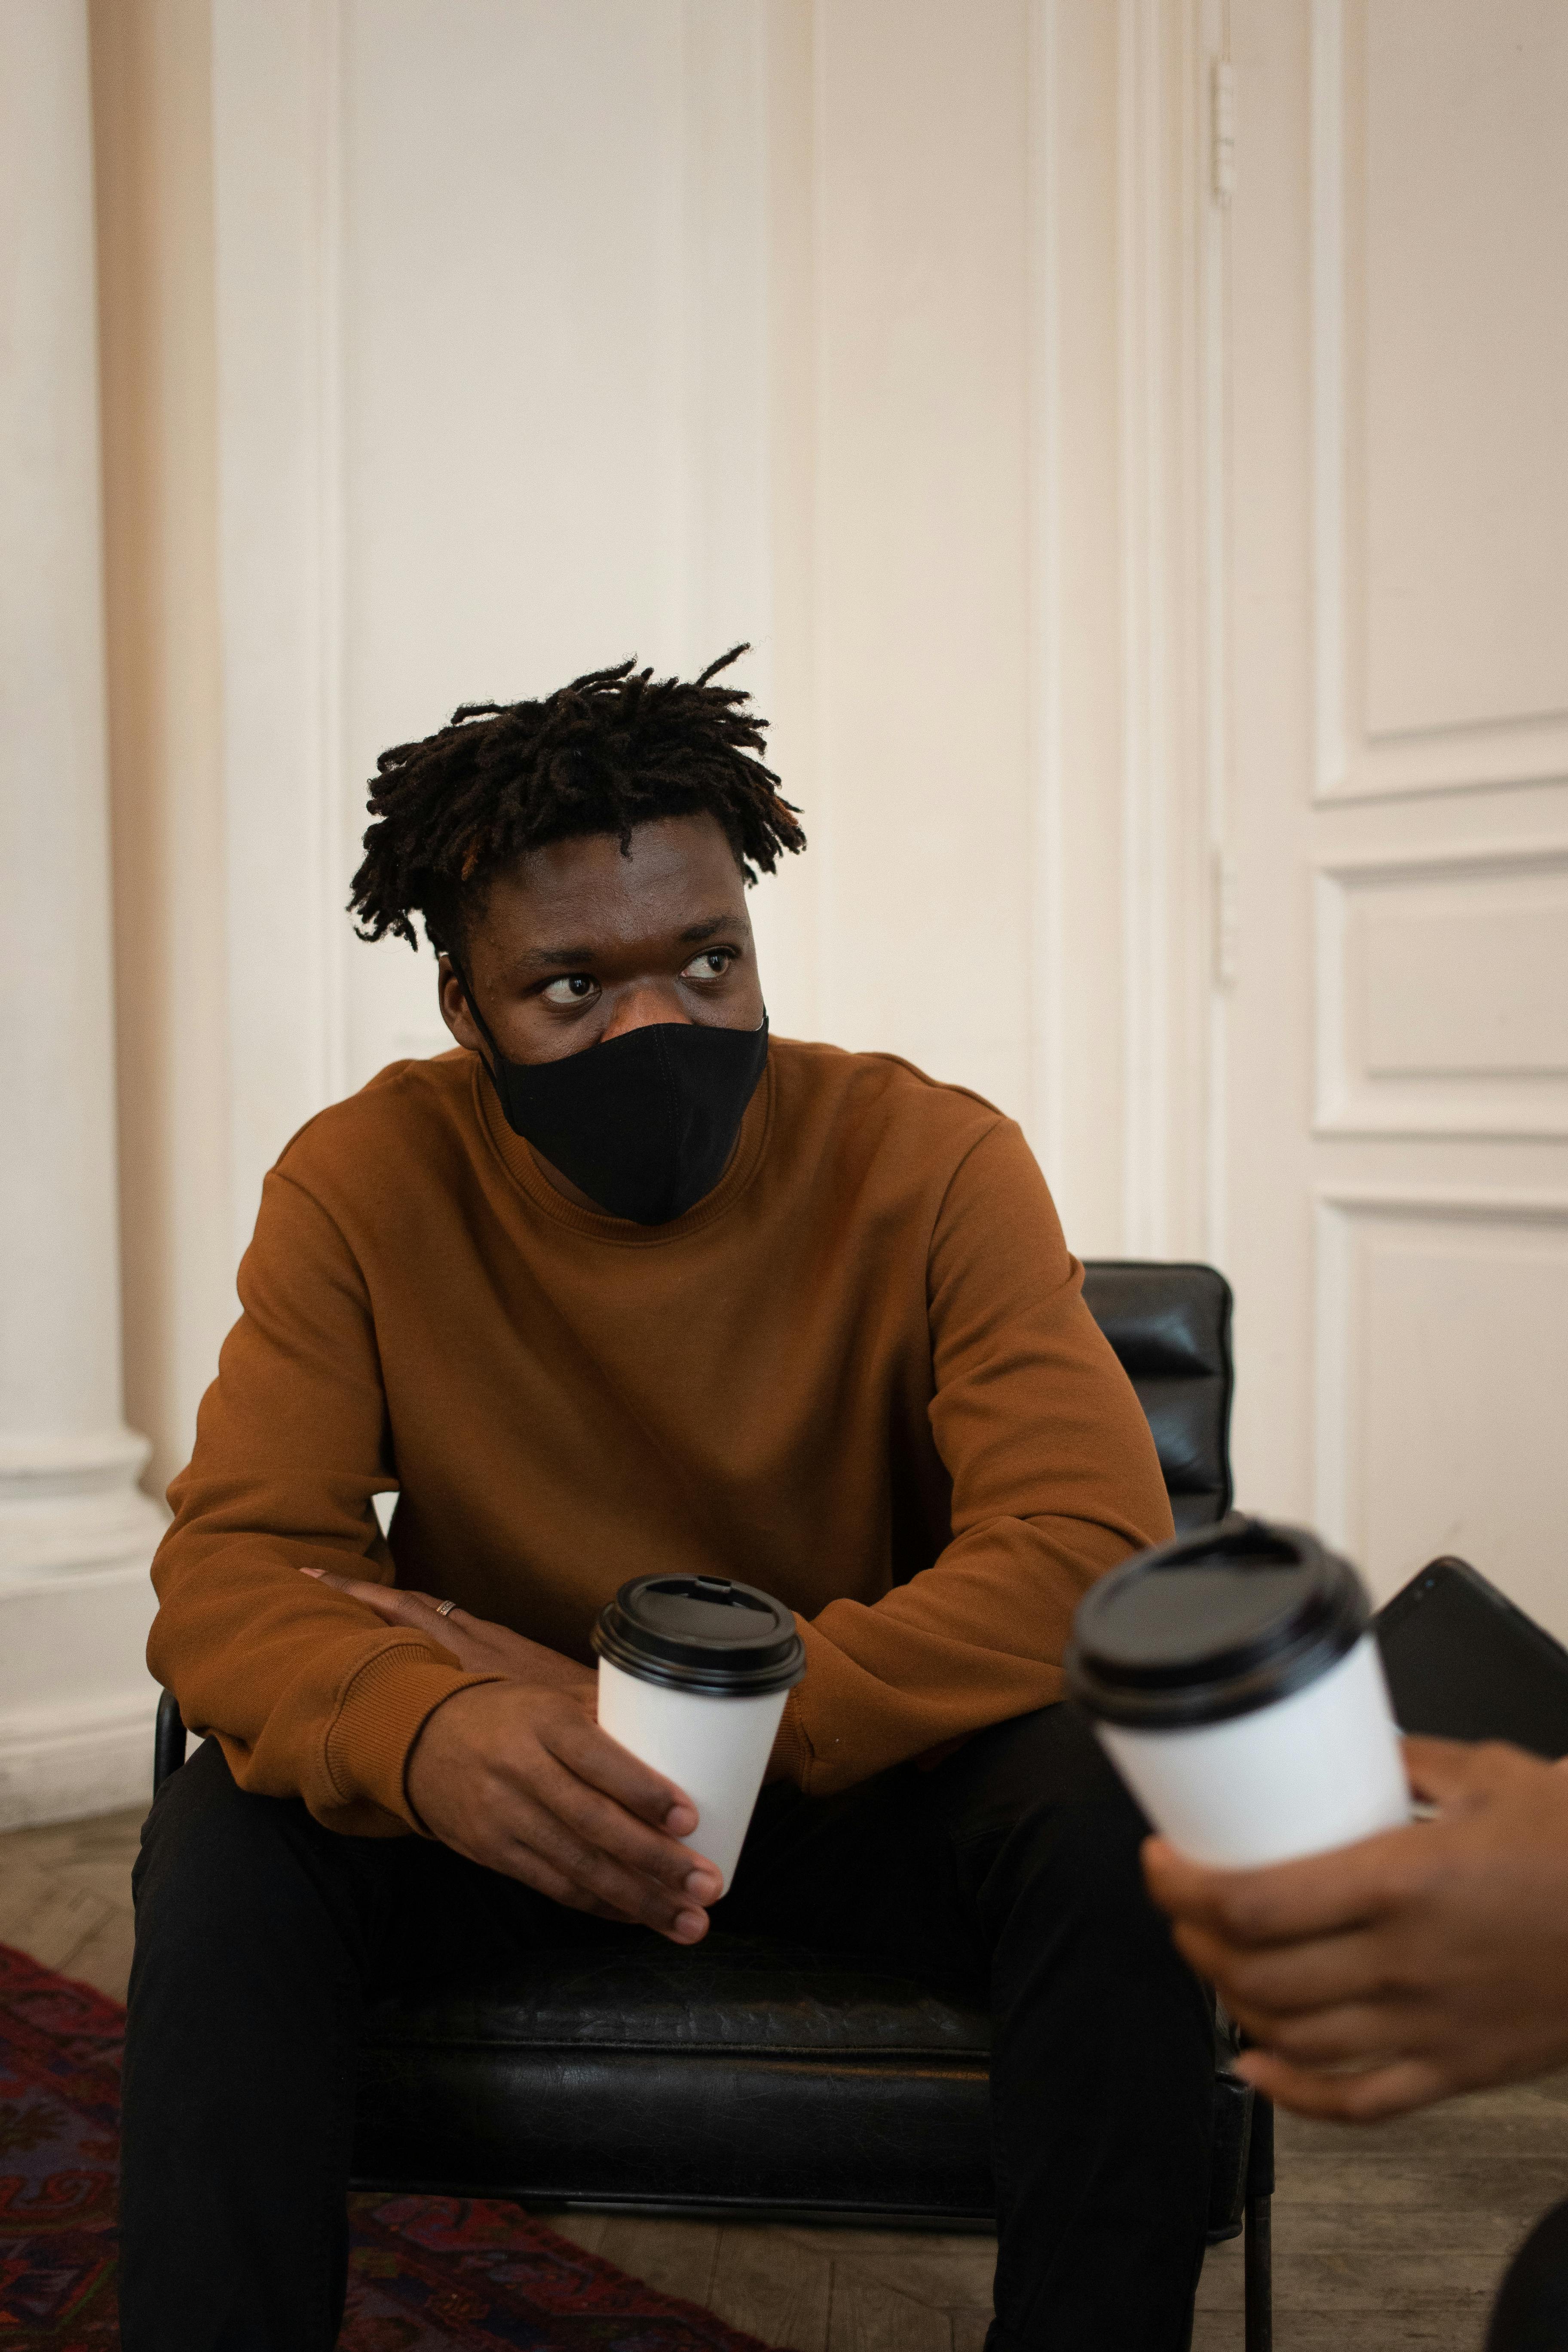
<box><xmin>300</xmin><ymin>1565</ymin><xmax>594</xmax><ymax>1694</ymax></box>
<box><xmin>299</xmin><ymin>1567</ymin><xmax>720</xmax><ymax>1943</ymax></box>
<box><xmin>1142</xmin><ymin>1736</ymin><xmax>1568</xmax><ymax>2123</ymax></box>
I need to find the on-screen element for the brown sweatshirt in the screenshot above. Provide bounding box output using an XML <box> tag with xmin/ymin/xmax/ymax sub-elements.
<box><xmin>150</xmin><ymin>1037</ymin><xmax>1173</xmax><ymax>1835</ymax></box>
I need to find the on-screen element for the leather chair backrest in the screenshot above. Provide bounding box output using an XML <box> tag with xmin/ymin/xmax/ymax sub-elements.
<box><xmin>1081</xmin><ymin>1260</ymin><xmax>1233</xmax><ymax>1532</ymax></box>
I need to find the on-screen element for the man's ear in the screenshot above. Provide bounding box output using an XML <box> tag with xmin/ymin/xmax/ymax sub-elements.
<box><xmin>437</xmin><ymin>956</ymin><xmax>484</xmax><ymax>1054</ymax></box>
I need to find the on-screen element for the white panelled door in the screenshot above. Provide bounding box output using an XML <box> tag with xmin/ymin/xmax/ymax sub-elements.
<box><xmin>1223</xmin><ymin>0</ymin><xmax>1568</xmax><ymax>1635</ymax></box>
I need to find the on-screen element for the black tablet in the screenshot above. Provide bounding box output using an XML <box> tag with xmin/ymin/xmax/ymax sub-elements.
<box><xmin>1374</xmin><ymin>1556</ymin><xmax>1568</xmax><ymax>1761</ymax></box>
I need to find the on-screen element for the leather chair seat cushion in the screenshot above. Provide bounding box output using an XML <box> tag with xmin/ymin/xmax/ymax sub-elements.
<box><xmin>353</xmin><ymin>1932</ymin><xmax>1250</xmax><ymax>2238</ymax></box>
<box><xmin>355</xmin><ymin>1934</ymin><xmax>996</xmax><ymax>2218</ymax></box>
<box><xmin>362</xmin><ymin>1931</ymin><xmax>993</xmax><ymax>2058</ymax></box>
<box><xmin>352</xmin><ymin>2041</ymin><xmax>998</xmax><ymax>2218</ymax></box>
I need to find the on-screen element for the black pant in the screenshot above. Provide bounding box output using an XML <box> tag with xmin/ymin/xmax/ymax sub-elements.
<box><xmin>119</xmin><ymin>1703</ymin><xmax>1215</xmax><ymax>2350</ymax></box>
<box><xmin>1488</xmin><ymin>2201</ymin><xmax>1568</xmax><ymax>2351</ymax></box>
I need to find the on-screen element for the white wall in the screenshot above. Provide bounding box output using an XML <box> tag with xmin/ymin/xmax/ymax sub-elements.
<box><xmin>202</xmin><ymin>0</ymin><xmax>1225</xmax><ymax>1297</ymax></box>
<box><xmin>334</xmin><ymin>0</ymin><xmax>770</xmax><ymax>1082</ymax></box>
<box><xmin>213</xmin><ymin>0</ymin><xmax>771</xmax><ymax>1246</ymax></box>
<box><xmin>18</xmin><ymin>0</ymin><xmax>1551</xmax><ymax>1837</ymax></box>
<box><xmin>89</xmin><ymin>0</ymin><xmax>1568</xmax><ymax>1637</ymax></box>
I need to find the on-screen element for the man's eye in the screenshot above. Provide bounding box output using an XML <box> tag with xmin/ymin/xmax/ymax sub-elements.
<box><xmin>681</xmin><ymin>950</ymin><xmax>734</xmax><ymax>982</ymax></box>
<box><xmin>541</xmin><ymin>975</ymin><xmax>600</xmax><ymax>1005</ymax></box>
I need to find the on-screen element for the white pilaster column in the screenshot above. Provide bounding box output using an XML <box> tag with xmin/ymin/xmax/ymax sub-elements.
<box><xmin>0</xmin><ymin>0</ymin><xmax>166</xmax><ymax>1826</ymax></box>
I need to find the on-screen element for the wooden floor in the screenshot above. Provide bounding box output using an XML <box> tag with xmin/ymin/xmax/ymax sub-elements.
<box><xmin>4</xmin><ymin>1807</ymin><xmax>1567</xmax><ymax>2350</ymax></box>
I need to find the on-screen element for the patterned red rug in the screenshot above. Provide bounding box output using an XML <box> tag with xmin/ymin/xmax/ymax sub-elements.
<box><xmin>0</xmin><ymin>1940</ymin><xmax>778</xmax><ymax>2351</ymax></box>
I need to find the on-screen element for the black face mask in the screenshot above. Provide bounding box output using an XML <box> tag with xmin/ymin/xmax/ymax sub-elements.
<box><xmin>451</xmin><ymin>962</ymin><xmax>769</xmax><ymax>1225</ymax></box>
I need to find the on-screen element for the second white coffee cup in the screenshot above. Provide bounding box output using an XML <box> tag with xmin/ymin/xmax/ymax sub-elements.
<box><xmin>593</xmin><ymin>1572</ymin><xmax>806</xmax><ymax>1894</ymax></box>
<box><xmin>1066</xmin><ymin>1515</ymin><xmax>1410</xmax><ymax>1869</ymax></box>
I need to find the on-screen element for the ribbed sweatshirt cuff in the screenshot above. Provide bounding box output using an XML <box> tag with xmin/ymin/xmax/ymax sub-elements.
<box><xmin>325</xmin><ymin>1644</ymin><xmax>502</xmax><ymax>1830</ymax></box>
<box><xmin>769</xmin><ymin>1687</ymin><xmax>814</xmax><ymax>1791</ymax></box>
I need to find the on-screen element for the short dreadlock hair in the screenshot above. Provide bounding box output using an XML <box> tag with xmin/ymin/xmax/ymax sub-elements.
<box><xmin>348</xmin><ymin>645</ymin><xmax>805</xmax><ymax>956</ymax></box>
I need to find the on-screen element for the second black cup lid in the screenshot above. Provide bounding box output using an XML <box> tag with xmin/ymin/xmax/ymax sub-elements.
<box><xmin>1066</xmin><ymin>1515</ymin><xmax>1370</xmax><ymax>1728</ymax></box>
<box><xmin>593</xmin><ymin>1573</ymin><xmax>806</xmax><ymax>1695</ymax></box>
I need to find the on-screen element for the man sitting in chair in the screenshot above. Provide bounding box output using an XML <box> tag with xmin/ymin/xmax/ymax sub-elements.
<box><xmin>122</xmin><ymin>651</ymin><xmax>1213</xmax><ymax>2351</ymax></box>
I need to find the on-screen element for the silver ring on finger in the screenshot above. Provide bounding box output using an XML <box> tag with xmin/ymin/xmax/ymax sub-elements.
<box><xmin>433</xmin><ymin>1598</ymin><xmax>457</xmax><ymax>1618</ymax></box>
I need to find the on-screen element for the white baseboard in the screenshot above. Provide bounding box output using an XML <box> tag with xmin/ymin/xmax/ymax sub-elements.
<box><xmin>0</xmin><ymin>1687</ymin><xmax>160</xmax><ymax>1831</ymax></box>
<box><xmin>0</xmin><ymin>1552</ymin><xmax>163</xmax><ymax>1831</ymax></box>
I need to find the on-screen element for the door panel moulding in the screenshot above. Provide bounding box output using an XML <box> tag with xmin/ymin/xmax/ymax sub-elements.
<box><xmin>1314</xmin><ymin>842</ymin><xmax>1568</xmax><ymax>1138</ymax></box>
<box><xmin>1309</xmin><ymin>0</ymin><xmax>1568</xmax><ymax>806</ymax></box>
<box><xmin>1313</xmin><ymin>1185</ymin><xmax>1568</xmax><ymax>1627</ymax></box>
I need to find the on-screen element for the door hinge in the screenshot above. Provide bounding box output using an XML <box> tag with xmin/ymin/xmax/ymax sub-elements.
<box><xmin>1212</xmin><ymin>58</ymin><xmax>1236</xmax><ymax>205</ymax></box>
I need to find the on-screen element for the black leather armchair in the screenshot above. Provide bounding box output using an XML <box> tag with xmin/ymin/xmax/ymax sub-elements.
<box><xmin>154</xmin><ymin>1258</ymin><xmax>1272</xmax><ymax>2346</ymax></box>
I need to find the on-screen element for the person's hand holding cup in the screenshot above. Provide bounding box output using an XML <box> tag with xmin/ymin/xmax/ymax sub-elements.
<box><xmin>592</xmin><ymin>1571</ymin><xmax>806</xmax><ymax>1896</ymax></box>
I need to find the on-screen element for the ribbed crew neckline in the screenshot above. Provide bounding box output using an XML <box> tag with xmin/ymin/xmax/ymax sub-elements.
<box><xmin>472</xmin><ymin>1049</ymin><xmax>775</xmax><ymax>1244</ymax></box>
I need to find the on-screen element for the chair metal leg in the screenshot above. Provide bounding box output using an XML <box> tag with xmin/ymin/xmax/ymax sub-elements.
<box><xmin>1242</xmin><ymin>2094</ymin><xmax>1274</xmax><ymax>2352</ymax></box>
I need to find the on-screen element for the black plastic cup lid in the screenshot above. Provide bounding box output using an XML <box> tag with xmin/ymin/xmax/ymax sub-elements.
<box><xmin>592</xmin><ymin>1574</ymin><xmax>806</xmax><ymax>1697</ymax></box>
<box><xmin>1065</xmin><ymin>1515</ymin><xmax>1371</xmax><ymax>1729</ymax></box>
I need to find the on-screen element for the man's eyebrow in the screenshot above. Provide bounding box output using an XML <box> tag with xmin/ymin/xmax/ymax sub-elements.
<box><xmin>520</xmin><ymin>915</ymin><xmax>735</xmax><ymax>970</ymax></box>
<box><xmin>525</xmin><ymin>944</ymin><xmax>597</xmax><ymax>969</ymax></box>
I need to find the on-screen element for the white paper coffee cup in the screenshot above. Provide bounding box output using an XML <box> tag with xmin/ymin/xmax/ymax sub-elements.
<box><xmin>1066</xmin><ymin>1516</ymin><xmax>1410</xmax><ymax>1869</ymax></box>
<box><xmin>592</xmin><ymin>1572</ymin><xmax>806</xmax><ymax>1894</ymax></box>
